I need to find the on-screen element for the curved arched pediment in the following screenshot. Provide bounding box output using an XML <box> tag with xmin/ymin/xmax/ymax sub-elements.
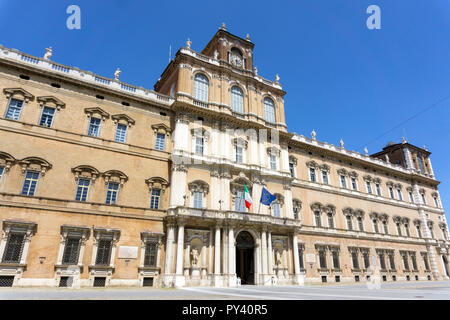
<box><xmin>71</xmin><ymin>165</ymin><xmax>100</xmax><ymax>181</ymax></box>
<box><xmin>0</xmin><ymin>151</ymin><xmax>16</xmax><ymax>170</ymax></box>
<box><xmin>103</xmin><ymin>170</ymin><xmax>128</xmax><ymax>185</ymax></box>
<box><xmin>146</xmin><ymin>176</ymin><xmax>169</xmax><ymax>192</ymax></box>
<box><xmin>230</xmin><ymin>172</ymin><xmax>252</xmax><ymax>188</ymax></box>
<box><xmin>19</xmin><ymin>157</ymin><xmax>52</xmax><ymax>175</ymax></box>
<box><xmin>188</xmin><ymin>180</ymin><xmax>209</xmax><ymax>194</ymax></box>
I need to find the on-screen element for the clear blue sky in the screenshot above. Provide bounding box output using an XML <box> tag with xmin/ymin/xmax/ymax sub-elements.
<box><xmin>1</xmin><ymin>0</ymin><xmax>449</xmax><ymax>219</ymax></box>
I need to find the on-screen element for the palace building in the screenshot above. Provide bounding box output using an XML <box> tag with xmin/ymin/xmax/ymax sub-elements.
<box><xmin>0</xmin><ymin>25</ymin><xmax>448</xmax><ymax>288</ymax></box>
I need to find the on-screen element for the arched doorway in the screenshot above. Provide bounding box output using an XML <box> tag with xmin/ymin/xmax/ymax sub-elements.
<box><xmin>236</xmin><ymin>231</ymin><xmax>255</xmax><ymax>285</ymax></box>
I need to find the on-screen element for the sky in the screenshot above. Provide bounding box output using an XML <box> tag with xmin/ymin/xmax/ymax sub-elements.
<box><xmin>0</xmin><ymin>0</ymin><xmax>449</xmax><ymax>220</ymax></box>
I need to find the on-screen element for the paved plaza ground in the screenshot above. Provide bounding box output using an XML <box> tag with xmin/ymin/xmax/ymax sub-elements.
<box><xmin>0</xmin><ymin>281</ymin><xmax>449</xmax><ymax>300</ymax></box>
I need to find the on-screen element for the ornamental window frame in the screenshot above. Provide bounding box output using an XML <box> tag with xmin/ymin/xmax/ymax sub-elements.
<box><xmin>57</xmin><ymin>225</ymin><xmax>90</xmax><ymax>266</ymax></box>
<box><xmin>354</xmin><ymin>210</ymin><xmax>365</xmax><ymax>232</ymax></box>
<box><xmin>329</xmin><ymin>246</ymin><xmax>341</xmax><ymax>270</ymax></box>
<box><xmin>145</xmin><ymin>177</ymin><xmax>169</xmax><ymax>209</ymax></box>
<box><xmin>151</xmin><ymin>123</ymin><xmax>171</xmax><ymax>151</ymax></box>
<box><xmin>3</xmin><ymin>88</ymin><xmax>35</xmax><ymax>121</ymax></box>
<box><xmin>349</xmin><ymin>171</ymin><xmax>358</xmax><ymax>191</ymax></box>
<box><xmin>230</xmin><ymin>85</ymin><xmax>244</xmax><ymax>114</ymax></box>
<box><xmin>36</xmin><ymin>96</ymin><xmax>66</xmax><ymax>128</ymax></box>
<box><xmin>311</xmin><ymin>202</ymin><xmax>323</xmax><ymax>227</ymax></box>
<box><xmin>320</xmin><ymin>164</ymin><xmax>330</xmax><ymax>185</ymax></box>
<box><xmin>342</xmin><ymin>207</ymin><xmax>354</xmax><ymax>231</ymax></box>
<box><xmin>84</xmin><ymin>107</ymin><xmax>110</xmax><ymax>138</ymax></box>
<box><xmin>91</xmin><ymin>228</ymin><xmax>120</xmax><ymax>269</ymax></box>
<box><xmin>270</xmin><ymin>193</ymin><xmax>284</xmax><ymax>218</ymax></box>
<box><xmin>191</xmin><ymin>127</ymin><xmax>210</xmax><ymax>156</ymax></box>
<box><xmin>292</xmin><ymin>199</ymin><xmax>302</xmax><ymax>220</ymax></box>
<box><xmin>395</xmin><ymin>184</ymin><xmax>403</xmax><ymax>201</ymax></box>
<box><xmin>233</xmin><ymin>138</ymin><xmax>248</xmax><ymax>164</ymax></box>
<box><xmin>71</xmin><ymin>165</ymin><xmax>100</xmax><ymax>202</ymax></box>
<box><xmin>337</xmin><ymin>169</ymin><xmax>348</xmax><ymax>189</ymax></box>
<box><xmin>373</xmin><ymin>178</ymin><xmax>382</xmax><ymax>196</ymax></box>
<box><xmin>289</xmin><ymin>156</ymin><xmax>297</xmax><ymax>178</ymax></box>
<box><xmin>432</xmin><ymin>192</ymin><xmax>440</xmax><ymax>208</ymax></box>
<box><xmin>188</xmin><ymin>180</ymin><xmax>209</xmax><ymax>209</ymax></box>
<box><xmin>193</xmin><ymin>73</ymin><xmax>210</xmax><ymax>102</ymax></box>
<box><xmin>370</xmin><ymin>212</ymin><xmax>380</xmax><ymax>234</ymax></box>
<box><xmin>0</xmin><ymin>220</ymin><xmax>37</xmax><ymax>273</ymax></box>
<box><xmin>18</xmin><ymin>157</ymin><xmax>52</xmax><ymax>197</ymax></box>
<box><xmin>324</xmin><ymin>205</ymin><xmax>336</xmax><ymax>229</ymax></box>
<box><xmin>140</xmin><ymin>232</ymin><xmax>164</xmax><ymax>270</ymax></box>
<box><xmin>263</xmin><ymin>97</ymin><xmax>276</xmax><ymax>123</ymax></box>
<box><xmin>413</xmin><ymin>219</ymin><xmax>422</xmax><ymax>238</ymax></box>
<box><xmin>102</xmin><ymin>170</ymin><xmax>128</xmax><ymax>205</ymax></box>
<box><xmin>266</xmin><ymin>147</ymin><xmax>280</xmax><ymax>171</ymax></box>
<box><xmin>348</xmin><ymin>247</ymin><xmax>360</xmax><ymax>271</ymax></box>
<box><xmin>306</xmin><ymin>161</ymin><xmax>319</xmax><ymax>182</ymax></box>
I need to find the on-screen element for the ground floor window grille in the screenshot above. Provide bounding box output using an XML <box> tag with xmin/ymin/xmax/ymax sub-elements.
<box><xmin>382</xmin><ymin>275</ymin><xmax>387</xmax><ymax>282</ymax></box>
<box><xmin>59</xmin><ymin>276</ymin><xmax>71</xmax><ymax>287</ymax></box>
<box><xmin>335</xmin><ymin>276</ymin><xmax>340</xmax><ymax>282</ymax></box>
<box><xmin>95</xmin><ymin>239</ymin><xmax>112</xmax><ymax>266</ymax></box>
<box><xmin>0</xmin><ymin>276</ymin><xmax>14</xmax><ymax>287</ymax></box>
<box><xmin>93</xmin><ymin>277</ymin><xmax>106</xmax><ymax>287</ymax></box>
<box><xmin>355</xmin><ymin>275</ymin><xmax>360</xmax><ymax>282</ymax></box>
<box><xmin>321</xmin><ymin>276</ymin><xmax>327</xmax><ymax>283</ymax></box>
<box><xmin>2</xmin><ymin>233</ymin><xmax>25</xmax><ymax>263</ymax></box>
<box><xmin>143</xmin><ymin>277</ymin><xmax>154</xmax><ymax>287</ymax></box>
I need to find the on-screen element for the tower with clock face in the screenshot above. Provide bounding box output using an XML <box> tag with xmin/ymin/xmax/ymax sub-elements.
<box><xmin>201</xmin><ymin>27</ymin><xmax>254</xmax><ymax>70</ymax></box>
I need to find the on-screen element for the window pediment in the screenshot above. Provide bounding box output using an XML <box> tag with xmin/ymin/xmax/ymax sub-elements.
<box><xmin>354</xmin><ymin>209</ymin><xmax>364</xmax><ymax>218</ymax></box>
<box><xmin>60</xmin><ymin>225</ymin><xmax>90</xmax><ymax>240</ymax></box>
<box><xmin>266</xmin><ymin>147</ymin><xmax>280</xmax><ymax>156</ymax></box>
<box><xmin>232</xmin><ymin>137</ymin><xmax>248</xmax><ymax>149</ymax></box>
<box><xmin>324</xmin><ymin>204</ymin><xmax>336</xmax><ymax>214</ymax></box>
<box><xmin>273</xmin><ymin>193</ymin><xmax>284</xmax><ymax>205</ymax></box>
<box><xmin>103</xmin><ymin>170</ymin><xmax>128</xmax><ymax>185</ymax></box>
<box><xmin>191</xmin><ymin>128</ymin><xmax>210</xmax><ymax>141</ymax></box>
<box><xmin>320</xmin><ymin>164</ymin><xmax>330</xmax><ymax>172</ymax></box>
<box><xmin>0</xmin><ymin>151</ymin><xmax>16</xmax><ymax>171</ymax></box>
<box><xmin>386</xmin><ymin>181</ymin><xmax>394</xmax><ymax>187</ymax></box>
<box><xmin>369</xmin><ymin>212</ymin><xmax>379</xmax><ymax>219</ymax></box>
<box><xmin>188</xmin><ymin>180</ymin><xmax>209</xmax><ymax>194</ymax></box>
<box><xmin>349</xmin><ymin>171</ymin><xmax>358</xmax><ymax>178</ymax></box>
<box><xmin>379</xmin><ymin>213</ymin><xmax>388</xmax><ymax>221</ymax></box>
<box><xmin>71</xmin><ymin>165</ymin><xmax>100</xmax><ymax>181</ymax></box>
<box><xmin>293</xmin><ymin>199</ymin><xmax>302</xmax><ymax>209</ymax></box>
<box><xmin>289</xmin><ymin>156</ymin><xmax>297</xmax><ymax>165</ymax></box>
<box><xmin>363</xmin><ymin>175</ymin><xmax>372</xmax><ymax>182</ymax></box>
<box><xmin>373</xmin><ymin>177</ymin><xmax>381</xmax><ymax>184</ymax></box>
<box><xmin>337</xmin><ymin>168</ymin><xmax>348</xmax><ymax>176</ymax></box>
<box><xmin>310</xmin><ymin>202</ymin><xmax>323</xmax><ymax>212</ymax></box>
<box><xmin>112</xmin><ymin>114</ymin><xmax>135</xmax><ymax>127</ymax></box>
<box><xmin>2</xmin><ymin>220</ymin><xmax>37</xmax><ymax>237</ymax></box>
<box><xmin>84</xmin><ymin>107</ymin><xmax>110</xmax><ymax>121</ymax></box>
<box><xmin>146</xmin><ymin>177</ymin><xmax>169</xmax><ymax>192</ymax></box>
<box><xmin>393</xmin><ymin>216</ymin><xmax>402</xmax><ymax>222</ymax></box>
<box><xmin>3</xmin><ymin>88</ymin><xmax>34</xmax><ymax>102</ymax></box>
<box><xmin>230</xmin><ymin>172</ymin><xmax>252</xmax><ymax>190</ymax></box>
<box><xmin>19</xmin><ymin>157</ymin><xmax>52</xmax><ymax>176</ymax></box>
<box><xmin>151</xmin><ymin>123</ymin><xmax>171</xmax><ymax>135</ymax></box>
<box><xmin>342</xmin><ymin>207</ymin><xmax>353</xmax><ymax>216</ymax></box>
<box><xmin>306</xmin><ymin>160</ymin><xmax>319</xmax><ymax>169</ymax></box>
<box><xmin>37</xmin><ymin>96</ymin><xmax>66</xmax><ymax>110</ymax></box>
<box><xmin>413</xmin><ymin>219</ymin><xmax>421</xmax><ymax>226</ymax></box>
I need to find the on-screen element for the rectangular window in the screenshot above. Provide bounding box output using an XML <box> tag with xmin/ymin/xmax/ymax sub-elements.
<box><xmin>340</xmin><ymin>175</ymin><xmax>347</xmax><ymax>188</ymax></box>
<box><xmin>417</xmin><ymin>157</ymin><xmax>425</xmax><ymax>173</ymax></box>
<box><xmin>375</xmin><ymin>183</ymin><xmax>381</xmax><ymax>196</ymax></box>
<box><xmin>75</xmin><ymin>178</ymin><xmax>90</xmax><ymax>202</ymax></box>
<box><xmin>332</xmin><ymin>251</ymin><xmax>340</xmax><ymax>269</ymax></box>
<box><xmin>39</xmin><ymin>106</ymin><xmax>55</xmax><ymax>127</ymax></box>
<box><xmin>396</xmin><ymin>223</ymin><xmax>402</xmax><ymax>236</ymax></box>
<box><xmin>270</xmin><ymin>155</ymin><xmax>277</xmax><ymax>170</ymax></box>
<box><xmin>322</xmin><ymin>171</ymin><xmax>328</xmax><ymax>184</ymax></box>
<box><xmin>351</xmin><ymin>251</ymin><xmax>359</xmax><ymax>269</ymax></box>
<box><xmin>105</xmin><ymin>182</ymin><xmax>119</xmax><ymax>205</ymax></box>
<box><xmin>379</xmin><ymin>253</ymin><xmax>386</xmax><ymax>270</ymax></box>
<box><xmin>373</xmin><ymin>220</ymin><xmax>379</xmax><ymax>233</ymax></box>
<box><xmin>155</xmin><ymin>133</ymin><xmax>165</xmax><ymax>150</ymax></box>
<box><xmin>314</xmin><ymin>212</ymin><xmax>321</xmax><ymax>227</ymax></box>
<box><xmin>150</xmin><ymin>188</ymin><xmax>161</xmax><ymax>209</ymax></box>
<box><xmin>411</xmin><ymin>254</ymin><xmax>418</xmax><ymax>270</ymax></box>
<box><xmin>397</xmin><ymin>189</ymin><xmax>403</xmax><ymax>201</ymax></box>
<box><xmin>402</xmin><ymin>254</ymin><xmax>409</xmax><ymax>271</ymax></box>
<box><xmin>346</xmin><ymin>215</ymin><xmax>353</xmax><ymax>230</ymax></box>
<box><xmin>0</xmin><ymin>166</ymin><xmax>4</xmax><ymax>183</ymax></box>
<box><xmin>5</xmin><ymin>99</ymin><xmax>23</xmax><ymax>120</ymax></box>
<box><xmin>383</xmin><ymin>221</ymin><xmax>388</xmax><ymax>234</ymax></box>
<box><xmin>144</xmin><ymin>242</ymin><xmax>157</xmax><ymax>267</ymax></box>
<box><xmin>422</xmin><ymin>253</ymin><xmax>430</xmax><ymax>270</ymax></box>
<box><xmin>193</xmin><ymin>191</ymin><xmax>203</xmax><ymax>209</ymax></box>
<box><xmin>95</xmin><ymin>238</ymin><xmax>112</xmax><ymax>266</ymax></box>
<box><xmin>327</xmin><ymin>213</ymin><xmax>334</xmax><ymax>228</ymax></box>
<box><xmin>404</xmin><ymin>224</ymin><xmax>410</xmax><ymax>237</ymax></box>
<box><xmin>363</xmin><ymin>252</ymin><xmax>370</xmax><ymax>269</ymax></box>
<box><xmin>416</xmin><ymin>225</ymin><xmax>422</xmax><ymax>238</ymax></box>
<box><xmin>388</xmin><ymin>254</ymin><xmax>396</xmax><ymax>270</ymax></box>
<box><xmin>289</xmin><ymin>163</ymin><xmax>295</xmax><ymax>178</ymax></box>
<box><xmin>351</xmin><ymin>177</ymin><xmax>357</xmax><ymax>190</ymax></box>
<box><xmin>434</xmin><ymin>197</ymin><xmax>439</xmax><ymax>207</ymax></box>
<box><xmin>271</xmin><ymin>203</ymin><xmax>281</xmax><ymax>217</ymax></box>
<box><xmin>115</xmin><ymin>123</ymin><xmax>127</xmax><ymax>143</ymax></box>
<box><xmin>21</xmin><ymin>171</ymin><xmax>39</xmax><ymax>196</ymax></box>
<box><xmin>421</xmin><ymin>194</ymin><xmax>426</xmax><ymax>205</ymax></box>
<box><xmin>62</xmin><ymin>237</ymin><xmax>81</xmax><ymax>264</ymax></box>
<box><xmin>298</xmin><ymin>247</ymin><xmax>305</xmax><ymax>269</ymax></box>
<box><xmin>319</xmin><ymin>250</ymin><xmax>327</xmax><ymax>269</ymax></box>
<box><xmin>195</xmin><ymin>137</ymin><xmax>204</xmax><ymax>155</ymax></box>
<box><xmin>366</xmin><ymin>181</ymin><xmax>372</xmax><ymax>194</ymax></box>
<box><xmin>357</xmin><ymin>217</ymin><xmax>364</xmax><ymax>231</ymax></box>
<box><xmin>389</xmin><ymin>187</ymin><xmax>394</xmax><ymax>199</ymax></box>
<box><xmin>309</xmin><ymin>168</ymin><xmax>316</xmax><ymax>182</ymax></box>
<box><xmin>235</xmin><ymin>146</ymin><xmax>243</xmax><ymax>163</ymax></box>
<box><xmin>2</xmin><ymin>233</ymin><xmax>25</xmax><ymax>263</ymax></box>
<box><xmin>409</xmin><ymin>191</ymin><xmax>414</xmax><ymax>203</ymax></box>
<box><xmin>88</xmin><ymin>117</ymin><xmax>101</xmax><ymax>137</ymax></box>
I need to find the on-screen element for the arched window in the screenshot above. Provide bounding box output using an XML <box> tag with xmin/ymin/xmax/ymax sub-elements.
<box><xmin>231</xmin><ymin>86</ymin><xmax>244</xmax><ymax>113</ymax></box>
<box><xmin>263</xmin><ymin>97</ymin><xmax>275</xmax><ymax>123</ymax></box>
<box><xmin>194</xmin><ymin>74</ymin><xmax>209</xmax><ymax>102</ymax></box>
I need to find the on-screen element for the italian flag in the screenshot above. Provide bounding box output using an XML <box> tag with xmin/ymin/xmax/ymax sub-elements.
<box><xmin>243</xmin><ymin>184</ymin><xmax>252</xmax><ymax>210</ymax></box>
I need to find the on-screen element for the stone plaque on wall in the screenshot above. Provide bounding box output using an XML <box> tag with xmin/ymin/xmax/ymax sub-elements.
<box><xmin>305</xmin><ymin>254</ymin><xmax>316</xmax><ymax>264</ymax></box>
<box><xmin>118</xmin><ymin>246</ymin><xmax>138</xmax><ymax>259</ymax></box>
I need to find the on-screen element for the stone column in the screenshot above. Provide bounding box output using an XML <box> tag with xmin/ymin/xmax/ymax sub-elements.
<box><xmin>402</xmin><ymin>146</ymin><xmax>413</xmax><ymax>170</ymax></box>
<box><xmin>169</xmin><ymin>165</ymin><xmax>187</xmax><ymax>207</ymax></box>
<box><xmin>284</xmin><ymin>185</ymin><xmax>293</xmax><ymax>219</ymax></box>
<box><xmin>163</xmin><ymin>222</ymin><xmax>176</xmax><ymax>286</ymax></box>
<box><xmin>292</xmin><ymin>232</ymin><xmax>302</xmax><ymax>284</ymax></box>
<box><xmin>228</xmin><ymin>226</ymin><xmax>236</xmax><ymax>286</ymax></box>
<box><xmin>261</xmin><ymin>228</ymin><xmax>268</xmax><ymax>275</ymax></box>
<box><xmin>210</xmin><ymin>169</ymin><xmax>221</xmax><ymax>210</ymax></box>
<box><xmin>222</xmin><ymin>226</ymin><xmax>228</xmax><ymax>275</ymax></box>
<box><xmin>255</xmin><ymin>235</ymin><xmax>261</xmax><ymax>284</ymax></box>
<box><xmin>209</xmin><ymin>228</ymin><xmax>213</xmax><ymax>274</ymax></box>
<box><xmin>214</xmin><ymin>224</ymin><xmax>221</xmax><ymax>275</ymax></box>
<box><xmin>427</xmin><ymin>158</ymin><xmax>435</xmax><ymax>177</ymax></box>
<box><xmin>280</xmin><ymin>142</ymin><xmax>290</xmax><ymax>172</ymax></box>
<box><xmin>267</xmin><ymin>232</ymin><xmax>273</xmax><ymax>276</ymax></box>
<box><xmin>220</xmin><ymin>169</ymin><xmax>231</xmax><ymax>211</ymax></box>
<box><xmin>175</xmin><ymin>222</ymin><xmax>186</xmax><ymax>286</ymax></box>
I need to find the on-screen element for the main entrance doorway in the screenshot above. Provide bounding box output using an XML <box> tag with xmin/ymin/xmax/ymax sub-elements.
<box><xmin>236</xmin><ymin>231</ymin><xmax>255</xmax><ymax>285</ymax></box>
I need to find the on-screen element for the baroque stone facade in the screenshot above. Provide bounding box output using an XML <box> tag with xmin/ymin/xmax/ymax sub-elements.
<box><xmin>0</xmin><ymin>26</ymin><xmax>448</xmax><ymax>288</ymax></box>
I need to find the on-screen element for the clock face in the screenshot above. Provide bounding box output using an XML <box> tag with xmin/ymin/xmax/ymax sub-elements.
<box><xmin>230</xmin><ymin>53</ymin><xmax>243</xmax><ymax>67</ymax></box>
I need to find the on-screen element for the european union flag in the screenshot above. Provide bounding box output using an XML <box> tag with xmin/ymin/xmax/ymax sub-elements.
<box><xmin>260</xmin><ymin>187</ymin><xmax>276</xmax><ymax>206</ymax></box>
